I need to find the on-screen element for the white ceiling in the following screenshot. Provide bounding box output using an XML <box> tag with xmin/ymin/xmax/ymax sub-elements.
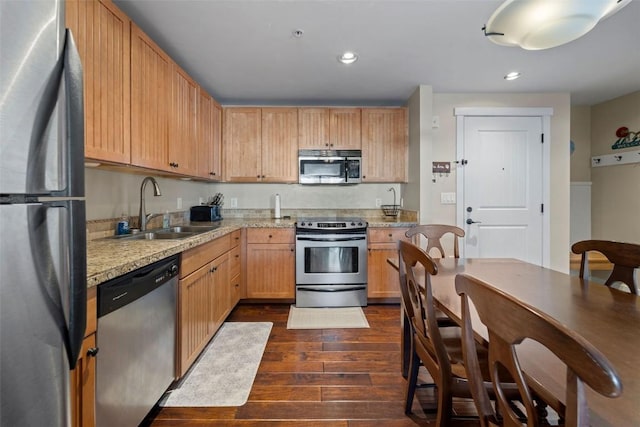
<box><xmin>113</xmin><ymin>0</ymin><xmax>640</xmax><ymax>107</ymax></box>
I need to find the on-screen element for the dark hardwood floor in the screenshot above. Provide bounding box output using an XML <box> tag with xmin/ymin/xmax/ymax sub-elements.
<box><xmin>147</xmin><ymin>303</ymin><xmax>479</xmax><ymax>426</ymax></box>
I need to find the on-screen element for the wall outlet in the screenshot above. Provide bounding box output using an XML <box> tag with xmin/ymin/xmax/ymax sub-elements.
<box><xmin>230</xmin><ymin>197</ymin><xmax>238</xmax><ymax>208</ymax></box>
<box><xmin>176</xmin><ymin>197</ymin><xmax>183</xmax><ymax>209</ymax></box>
<box><xmin>375</xmin><ymin>198</ymin><xmax>382</xmax><ymax>207</ymax></box>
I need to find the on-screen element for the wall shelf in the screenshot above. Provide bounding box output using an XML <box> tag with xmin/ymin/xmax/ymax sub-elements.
<box><xmin>591</xmin><ymin>150</ymin><xmax>640</xmax><ymax>167</ymax></box>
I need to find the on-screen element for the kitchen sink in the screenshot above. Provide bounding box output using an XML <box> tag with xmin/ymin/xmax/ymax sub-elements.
<box><xmin>108</xmin><ymin>231</ymin><xmax>198</xmax><ymax>241</ymax></box>
<box><xmin>166</xmin><ymin>225</ymin><xmax>219</xmax><ymax>233</ymax></box>
<box><xmin>103</xmin><ymin>224</ymin><xmax>219</xmax><ymax>241</ymax></box>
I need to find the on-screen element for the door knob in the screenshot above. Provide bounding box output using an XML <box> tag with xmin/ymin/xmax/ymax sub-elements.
<box><xmin>466</xmin><ymin>218</ymin><xmax>482</xmax><ymax>225</ymax></box>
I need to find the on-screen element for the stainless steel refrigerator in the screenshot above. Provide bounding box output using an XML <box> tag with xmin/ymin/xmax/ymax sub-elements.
<box><xmin>0</xmin><ymin>1</ymin><xmax>86</xmax><ymax>426</ymax></box>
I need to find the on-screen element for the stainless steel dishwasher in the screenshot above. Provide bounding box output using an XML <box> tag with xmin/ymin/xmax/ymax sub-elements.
<box><xmin>96</xmin><ymin>255</ymin><xmax>178</xmax><ymax>427</ymax></box>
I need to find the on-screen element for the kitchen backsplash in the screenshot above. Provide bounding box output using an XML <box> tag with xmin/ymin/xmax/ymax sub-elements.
<box><xmin>86</xmin><ymin>209</ymin><xmax>418</xmax><ymax>240</ymax></box>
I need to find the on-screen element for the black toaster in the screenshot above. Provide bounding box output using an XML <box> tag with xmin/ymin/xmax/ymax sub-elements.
<box><xmin>190</xmin><ymin>205</ymin><xmax>222</xmax><ymax>222</ymax></box>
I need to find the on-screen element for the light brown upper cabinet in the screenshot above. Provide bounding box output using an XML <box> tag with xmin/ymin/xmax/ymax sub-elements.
<box><xmin>66</xmin><ymin>0</ymin><xmax>131</xmax><ymax>164</ymax></box>
<box><xmin>261</xmin><ymin>108</ymin><xmax>298</xmax><ymax>182</ymax></box>
<box><xmin>223</xmin><ymin>108</ymin><xmax>261</xmax><ymax>182</ymax></box>
<box><xmin>169</xmin><ymin>65</ymin><xmax>199</xmax><ymax>176</ymax></box>
<box><xmin>130</xmin><ymin>23</ymin><xmax>172</xmax><ymax>171</ymax></box>
<box><xmin>197</xmin><ymin>89</ymin><xmax>222</xmax><ymax>180</ymax></box>
<box><xmin>361</xmin><ymin>108</ymin><xmax>408</xmax><ymax>182</ymax></box>
<box><xmin>299</xmin><ymin>108</ymin><xmax>361</xmax><ymax>150</ymax></box>
<box><xmin>224</xmin><ymin>107</ymin><xmax>298</xmax><ymax>182</ymax></box>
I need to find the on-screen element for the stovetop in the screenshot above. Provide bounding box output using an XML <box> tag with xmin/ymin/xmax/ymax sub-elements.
<box><xmin>295</xmin><ymin>217</ymin><xmax>368</xmax><ymax>232</ymax></box>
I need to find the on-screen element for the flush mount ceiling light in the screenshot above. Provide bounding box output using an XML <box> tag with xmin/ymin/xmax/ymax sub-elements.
<box><xmin>504</xmin><ymin>71</ymin><xmax>521</xmax><ymax>80</ymax></box>
<box><xmin>482</xmin><ymin>0</ymin><xmax>631</xmax><ymax>50</ymax></box>
<box><xmin>338</xmin><ymin>51</ymin><xmax>358</xmax><ymax>65</ymax></box>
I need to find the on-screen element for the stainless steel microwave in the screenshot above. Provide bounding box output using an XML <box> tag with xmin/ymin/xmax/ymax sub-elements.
<box><xmin>298</xmin><ymin>150</ymin><xmax>362</xmax><ymax>185</ymax></box>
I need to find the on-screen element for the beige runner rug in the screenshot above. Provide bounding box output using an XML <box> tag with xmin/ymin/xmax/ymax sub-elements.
<box><xmin>160</xmin><ymin>322</ymin><xmax>272</xmax><ymax>407</ymax></box>
<box><xmin>287</xmin><ymin>305</ymin><xmax>369</xmax><ymax>329</ymax></box>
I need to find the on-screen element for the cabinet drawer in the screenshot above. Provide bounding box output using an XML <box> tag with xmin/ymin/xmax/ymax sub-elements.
<box><xmin>368</xmin><ymin>228</ymin><xmax>410</xmax><ymax>244</ymax></box>
<box><xmin>229</xmin><ymin>245</ymin><xmax>241</xmax><ymax>278</ymax></box>
<box><xmin>246</xmin><ymin>228</ymin><xmax>294</xmax><ymax>244</ymax></box>
<box><xmin>181</xmin><ymin>234</ymin><xmax>231</xmax><ymax>278</ymax></box>
<box><xmin>229</xmin><ymin>229</ymin><xmax>241</xmax><ymax>247</ymax></box>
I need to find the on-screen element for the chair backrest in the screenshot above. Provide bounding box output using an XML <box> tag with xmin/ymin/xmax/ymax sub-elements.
<box><xmin>571</xmin><ymin>240</ymin><xmax>640</xmax><ymax>294</ymax></box>
<box><xmin>455</xmin><ymin>273</ymin><xmax>622</xmax><ymax>427</ymax></box>
<box><xmin>405</xmin><ymin>224</ymin><xmax>465</xmax><ymax>258</ymax></box>
<box><xmin>398</xmin><ymin>240</ymin><xmax>452</xmax><ymax>382</ymax></box>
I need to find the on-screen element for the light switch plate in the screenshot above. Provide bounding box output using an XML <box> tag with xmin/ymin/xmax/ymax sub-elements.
<box><xmin>440</xmin><ymin>192</ymin><xmax>456</xmax><ymax>204</ymax></box>
<box><xmin>230</xmin><ymin>198</ymin><xmax>238</xmax><ymax>208</ymax></box>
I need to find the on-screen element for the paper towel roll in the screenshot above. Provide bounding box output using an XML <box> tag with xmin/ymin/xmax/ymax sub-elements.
<box><xmin>274</xmin><ymin>194</ymin><xmax>281</xmax><ymax>219</ymax></box>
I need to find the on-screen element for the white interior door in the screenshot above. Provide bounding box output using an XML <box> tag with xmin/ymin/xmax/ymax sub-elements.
<box><xmin>461</xmin><ymin>116</ymin><xmax>543</xmax><ymax>265</ymax></box>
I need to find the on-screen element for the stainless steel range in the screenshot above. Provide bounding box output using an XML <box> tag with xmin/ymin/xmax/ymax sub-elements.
<box><xmin>295</xmin><ymin>217</ymin><xmax>368</xmax><ymax>307</ymax></box>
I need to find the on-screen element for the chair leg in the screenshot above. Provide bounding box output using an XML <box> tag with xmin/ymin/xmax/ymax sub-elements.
<box><xmin>435</xmin><ymin>385</ymin><xmax>453</xmax><ymax>427</ymax></box>
<box><xmin>405</xmin><ymin>348</ymin><xmax>420</xmax><ymax>414</ymax></box>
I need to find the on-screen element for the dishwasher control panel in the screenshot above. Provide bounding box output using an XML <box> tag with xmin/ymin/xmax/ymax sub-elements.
<box><xmin>98</xmin><ymin>255</ymin><xmax>179</xmax><ymax>318</ymax></box>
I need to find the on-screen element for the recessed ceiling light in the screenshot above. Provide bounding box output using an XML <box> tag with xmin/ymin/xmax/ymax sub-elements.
<box><xmin>338</xmin><ymin>51</ymin><xmax>358</xmax><ymax>65</ymax></box>
<box><xmin>292</xmin><ymin>29</ymin><xmax>304</xmax><ymax>38</ymax></box>
<box><xmin>504</xmin><ymin>71</ymin><xmax>521</xmax><ymax>80</ymax></box>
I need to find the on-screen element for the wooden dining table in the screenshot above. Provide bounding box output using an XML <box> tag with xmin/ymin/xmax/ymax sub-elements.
<box><xmin>387</xmin><ymin>257</ymin><xmax>640</xmax><ymax>426</ymax></box>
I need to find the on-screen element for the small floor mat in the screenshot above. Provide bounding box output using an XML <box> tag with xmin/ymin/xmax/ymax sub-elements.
<box><xmin>287</xmin><ymin>305</ymin><xmax>370</xmax><ymax>329</ymax></box>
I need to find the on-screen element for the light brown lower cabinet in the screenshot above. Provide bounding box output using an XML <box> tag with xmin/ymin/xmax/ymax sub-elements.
<box><xmin>177</xmin><ymin>231</ymin><xmax>241</xmax><ymax>378</ymax></box>
<box><xmin>245</xmin><ymin>228</ymin><xmax>295</xmax><ymax>299</ymax></box>
<box><xmin>71</xmin><ymin>288</ymin><xmax>97</xmax><ymax>427</ymax></box>
<box><xmin>367</xmin><ymin>227</ymin><xmax>410</xmax><ymax>299</ymax></box>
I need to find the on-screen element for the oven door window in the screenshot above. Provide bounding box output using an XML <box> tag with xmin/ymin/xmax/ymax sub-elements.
<box><xmin>305</xmin><ymin>246</ymin><xmax>358</xmax><ymax>274</ymax></box>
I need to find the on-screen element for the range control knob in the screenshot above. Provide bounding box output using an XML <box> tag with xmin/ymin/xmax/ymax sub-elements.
<box><xmin>351</xmin><ymin>222</ymin><xmax>355</xmax><ymax>226</ymax></box>
<box><xmin>300</xmin><ymin>222</ymin><xmax>305</xmax><ymax>226</ymax></box>
<box><xmin>358</xmin><ymin>222</ymin><xmax>363</xmax><ymax>226</ymax></box>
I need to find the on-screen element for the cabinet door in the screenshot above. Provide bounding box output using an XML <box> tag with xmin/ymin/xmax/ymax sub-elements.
<box><xmin>197</xmin><ymin>88</ymin><xmax>214</xmax><ymax>179</ymax></box>
<box><xmin>367</xmin><ymin>243</ymin><xmax>401</xmax><ymax>299</ymax></box>
<box><xmin>246</xmin><ymin>243</ymin><xmax>295</xmax><ymax>298</ymax></box>
<box><xmin>329</xmin><ymin>108</ymin><xmax>361</xmax><ymax>150</ymax></box>
<box><xmin>70</xmin><ymin>334</ymin><xmax>97</xmax><ymax>427</ymax></box>
<box><xmin>169</xmin><ymin>65</ymin><xmax>198</xmax><ymax>176</ymax></box>
<box><xmin>209</xmin><ymin>253</ymin><xmax>230</xmax><ymax>336</ymax></box>
<box><xmin>66</xmin><ymin>0</ymin><xmax>131</xmax><ymax>164</ymax></box>
<box><xmin>130</xmin><ymin>24</ymin><xmax>172</xmax><ymax>171</ymax></box>
<box><xmin>230</xmin><ymin>273</ymin><xmax>241</xmax><ymax>308</ymax></box>
<box><xmin>261</xmin><ymin>108</ymin><xmax>298</xmax><ymax>182</ymax></box>
<box><xmin>178</xmin><ymin>263</ymin><xmax>212</xmax><ymax>377</ymax></box>
<box><xmin>298</xmin><ymin>108</ymin><xmax>330</xmax><ymax>149</ymax></box>
<box><xmin>223</xmin><ymin>108</ymin><xmax>261</xmax><ymax>182</ymax></box>
<box><xmin>362</xmin><ymin>108</ymin><xmax>408</xmax><ymax>182</ymax></box>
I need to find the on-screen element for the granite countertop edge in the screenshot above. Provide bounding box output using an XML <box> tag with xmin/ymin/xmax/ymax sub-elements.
<box><xmin>87</xmin><ymin>218</ymin><xmax>416</xmax><ymax>288</ymax></box>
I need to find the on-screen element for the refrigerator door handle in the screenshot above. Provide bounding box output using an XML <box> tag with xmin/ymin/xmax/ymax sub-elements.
<box><xmin>62</xmin><ymin>29</ymin><xmax>85</xmax><ymax>198</ymax></box>
<box><xmin>29</xmin><ymin>201</ymin><xmax>87</xmax><ymax>369</ymax></box>
<box><xmin>65</xmin><ymin>199</ymin><xmax>87</xmax><ymax>368</ymax></box>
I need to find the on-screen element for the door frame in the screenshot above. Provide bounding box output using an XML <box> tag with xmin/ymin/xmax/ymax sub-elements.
<box><xmin>454</xmin><ymin>107</ymin><xmax>553</xmax><ymax>267</ymax></box>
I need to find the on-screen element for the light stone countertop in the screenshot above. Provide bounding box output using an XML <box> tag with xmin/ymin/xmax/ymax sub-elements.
<box><xmin>86</xmin><ymin>217</ymin><xmax>414</xmax><ymax>288</ymax></box>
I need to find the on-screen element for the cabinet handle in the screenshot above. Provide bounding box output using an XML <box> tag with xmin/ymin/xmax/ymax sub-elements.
<box><xmin>87</xmin><ymin>347</ymin><xmax>99</xmax><ymax>357</ymax></box>
<box><xmin>210</xmin><ymin>266</ymin><xmax>217</xmax><ymax>273</ymax></box>
<box><xmin>261</xmin><ymin>175</ymin><xmax>265</xmax><ymax>178</ymax></box>
<box><xmin>234</xmin><ymin>283</ymin><xmax>240</xmax><ymax>288</ymax></box>
<box><xmin>235</xmin><ymin>254</ymin><xmax>239</xmax><ymax>258</ymax></box>
<box><xmin>268</xmin><ymin>234</ymin><xmax>272</xmax><ymax>238</ymax></box>
<box><xmin>209</xmin><ymin>172</ymin><xmax>215</xmax><ymax>176</ymax></box>
<box><xmin>362</xmin><ymin>175</ymin><xmax>366</xmax><ymax>179</ymax></box>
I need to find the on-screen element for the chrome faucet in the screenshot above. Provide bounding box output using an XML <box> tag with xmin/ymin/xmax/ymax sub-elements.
<box><xmin>138</xmin><ymin>177</ymin><xmax>162</xmax><ymax>231</ymax></box>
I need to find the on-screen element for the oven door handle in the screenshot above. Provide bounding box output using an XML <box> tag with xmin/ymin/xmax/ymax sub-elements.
<box><xmin>297</xmin><ymin>286</ymin><xmax>367</xmax><ymax>293</ymax></box>
<box><xmin>296</xmin><ymin>236</ymin><xmax>366</xmax><ymax>242</ymax></box>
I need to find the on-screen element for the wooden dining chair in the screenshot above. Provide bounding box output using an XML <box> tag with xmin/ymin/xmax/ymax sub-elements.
<box><xmin>405</xmin><ymin>224</ymin><xmax>465</xmax><ymax>258</ymax></box>
<box><xmin>398</xmin><ymin>241</ymin><xmax>520</xmax><ymax>425</ymax></box>
<box><xmin>571</xmin><ymin>240</ymin><xmax>640</xmax><ymax>294</ymax></box>
<box><xmin>455</xmin><ymin>273</ymin><xmax>623</xmax><ymax>427</ymax></box>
